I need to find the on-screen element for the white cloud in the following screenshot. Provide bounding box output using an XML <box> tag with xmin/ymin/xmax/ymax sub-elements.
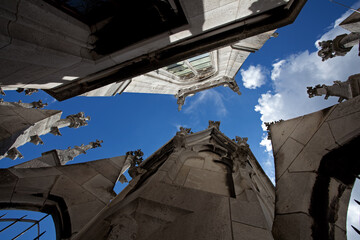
<box><xmin>255</xmin><ymin>23</ymin><xmax>360</xmax><ymax>126</ymax></box>
<box><xmin>260</xmin><ymin>134</ymin><xmax>272</xmax><ymax>152</ymax></box>
<box><xmin>184</xmin><ymin>89</ymin><xmax>227</xmax><ymax>116</ymax></box>
<box><xmin>271</xmin><ymin>60</ymin><xmax>285</xmax><ymax>81</ymax></box>
<box><xmin>240</xmin><ymin>65</ymin><xmax>266</xmax><ymax>89</ymax></box>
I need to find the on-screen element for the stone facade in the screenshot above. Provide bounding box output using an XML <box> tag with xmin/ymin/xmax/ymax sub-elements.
<box><xmin>0</xmin><ymin>0</ymin><xmax>307</xmax><ymax>102</ymax></box>
<box><xmin>0</xmin><ymin>123</ymin><xmax>275</xmax><ymax>240</ymax></box>
<box><xmin>269</xmin><ymin>95</ymin><xmax>360</xmax><ymax>240</ymax></box>
<box><xmin>70</xmin><ymin>124</ymin><xmax>275</xmax><ymax>240</ymax></box>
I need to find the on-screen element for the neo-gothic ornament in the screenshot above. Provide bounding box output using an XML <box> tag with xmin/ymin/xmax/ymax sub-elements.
<box><xmin>66</xmin><ymin>112</ymin><xmax>91</xmax><ymax>128</ymax></box>
<box><xmin>208</xmin><ymin>120</ymin><xmax>220</xmax><ymax>130</ymax></box>
<box><xmin>30</xmin><ymin>135</ymin><xmax>44</xmax><ymax>145</ymax></box>
<box><xmin>57</xmin><ymin>140</ymin><xmax>104</xmax><ymax>165</ymax></box>
<box><xmin>0</xmin><ymin>100</ymin><xmax>48</xmax><ymax>109</ymax></box>
<box><xmin>318</xmin><ymin>33</ymin><xmax>360</xmax><ymax>61</ymax></box>
<box><xmin>16</xmin><ymin>88</ymin><xmax>39</xmax><ymax>95</ymax></box>
<box><xmin>234</xmin><ymin>136</ymin><xmax>249</xmax><ymax>147</ymax></box>
<box><xmin>307</xmin><ymin>74</ymin><xmax>360</xmax><ymax>102</ymax></box>
<box><xmin>6</xmin><ymin>148</ymin><xmax>23</xmax><ymax>160</ymax></box>
<box><xmin>176</xmin><ymin>127</ymin><xmax>193</xmax><ymax>136</ymax></box>
<box><xmin>127</xmin><ymin>150</ymin><xmax>146</xmax><ymax>178</ymax></box>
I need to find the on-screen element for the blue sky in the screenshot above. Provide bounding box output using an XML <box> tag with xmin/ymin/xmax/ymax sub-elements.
<box><xmin>0</xmin><ymin>0</ymin><xmax>360</xmax><ymax>239</ymax></box>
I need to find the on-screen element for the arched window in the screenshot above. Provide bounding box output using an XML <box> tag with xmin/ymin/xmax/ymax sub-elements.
<box><xmin>0</xmin><ymin>210</ymin><xmax>56</xmax><ymax>239</ymax></box>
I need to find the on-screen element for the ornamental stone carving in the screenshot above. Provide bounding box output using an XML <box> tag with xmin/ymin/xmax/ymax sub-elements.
<box><xmin>307</xmin><ymin>74</ymin><xmax>360</xmax><ymax>102</ymax></box>
<box><xmin>50</xmin><ymin>127</ymin><xmax>62</xmax><ymax>136</ymax></box>
<box><xmin>30</xmin><ymin>135</ymin><xmax>44</xmax><ymax>145</ymax></box>
<box><xmin>176</xmin><ymin>127</ymin><xmax>193</xmax><ymax>136</ymax></box>
<box><xmin>0</xmin><ymin>100</ymin><xmax>48</xmax><ymax>109</ymax></box>
<box><xmin>127</xmin><ymin>150</ymin><xmax>146</xmax><ymax>178</ymax></box>
<box><xmin>66</xmin><ymin>112</ymin><xmax>91</xmax><ymax>128</ymax></box>
<box><xmin>6</xmin><ymin>148</ymin><xmax>23</xmax><ymax>160</ymax></box>
<box><xmin>16</xmin><ymin>88</ymin><xmax>39</xmax><ymax>95</ymax></box>
<box><xmin>318</xmin><ymin>33</ymin><xmax>360</xmax><ymax>61</ymax></box>
<box><xmin>233</xmin><ymin>136</ymin><xmax>249</xmax><ymax>147</ymax></box>
<box><xmin>208</xmin><ymin>120</ymin><xmax>220</xmax><ymax>130</ymax></box>
<box><xmin>57</xmin><ymin>140</ymin><xmax>104</xmax><ymax>165</ymax></box>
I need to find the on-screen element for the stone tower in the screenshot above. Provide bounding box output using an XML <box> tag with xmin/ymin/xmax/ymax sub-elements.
<box><xmin>72</xmin><ymin>122</ymin><xmax>275</xmax><ymax>240</ymax></box>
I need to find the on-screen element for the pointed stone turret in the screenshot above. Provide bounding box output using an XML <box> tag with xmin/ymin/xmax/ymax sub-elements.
<box><xmin>56</xmin><ymin>140</ymin><xmax>103</xmax><ymax>165</ymax></box>
<box><xmin>0</xmin><ymin>99</ymin><xmax>48</xmax><ymax>109</ymax></box>
<box><xmin>71</xmin><ymin>122</ymin><xmax>275</xmax><ymax>240</ymax></box>
<box><xmin>0</xmin><ymin>101</ymin><xmax>91</xmax><ymax>160</ymax></box>
<box><xmin>12</xmin><ymin>140</ymin><xmax>104</xmax><ymax>168</ymax></box>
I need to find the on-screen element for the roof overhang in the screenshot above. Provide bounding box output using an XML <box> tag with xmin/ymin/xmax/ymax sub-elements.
<box><xmin>45</xmin><ymin>0</ymin><xmax>307</xmax><ymax>101</ymax></box>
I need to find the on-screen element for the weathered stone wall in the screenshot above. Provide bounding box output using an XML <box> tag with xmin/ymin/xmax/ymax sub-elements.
<box><xmin>271</xmin><ymin>95</ymin><xmax>360</xmax><ymax>240</ymax></box>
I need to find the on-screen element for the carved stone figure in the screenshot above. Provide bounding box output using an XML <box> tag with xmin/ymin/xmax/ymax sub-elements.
<box><xmin>307</xmin><ymin>73</ymin><xmax>360</xmax><ymax>102</ymax></box>
<box><xmin>66</xmin><ymin>112</ymin><xmax>91</xmax><ymax>128</ymax></box>
<box><xmin>318</xmin><ymin>33</ymin><xmax>360</xmax><ymax>61</ymax></box>
<box><xmin>127</xmin><ymin>150</ymin><xmax>146</xmax><ymax>178</ymax></box>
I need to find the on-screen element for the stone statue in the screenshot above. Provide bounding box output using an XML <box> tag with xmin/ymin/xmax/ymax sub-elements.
<box><xmin>66</xmin><ymin>112</ymin><xmax>91</xmax><ymax>128</ymax></box>
<box><xmin>127</xmin><ymin>150</ymin><xmax>146</xmax><ymax>178</ymax></box>
<box><xmin>318</xmin><ymin>33</ymin><xmax>360</xmax><ymax>61</ymax></box>
<box><xmin>307</xmin><ymin>74</ymin><xmax>360</xmax><ymax>102</ymax></box>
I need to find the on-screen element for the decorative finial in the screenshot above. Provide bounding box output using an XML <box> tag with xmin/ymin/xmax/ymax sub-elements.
<box><xmin>208</xmin><ymin>120</ymin><xmax>220</xmax><ymax>130</ymax></box>
<box><xmin>176</xmin><ymin>127</ymin><xmax>192</xmax><ymax>136</ymax></box>
<box><xmin>31</xmin><ymin>100</ymin><xmax>48</xmax><ymax>109</ymax></box>
<box><xmin>56</xmin><ymin>140</ymin><xmax>104</xmax><ymax>165</ymax></box>
<box><xmin>317</xmin><ymin>33</ymin><xmax>359</xmax><ymax>61</ymax></box>
<box><xmin>66</xmin><ymin>112</ymin><xmax>91</xmax><ymax>128</ymax></box>
<box><xmin>16</xmin><ymin>88</ymin><xmax>39</xmax><ymax>95</ymax></box>
<box><xmin>233</xmin><ymin>136</ymin><xmax>249</xmax><ymax>147</ymax></box>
